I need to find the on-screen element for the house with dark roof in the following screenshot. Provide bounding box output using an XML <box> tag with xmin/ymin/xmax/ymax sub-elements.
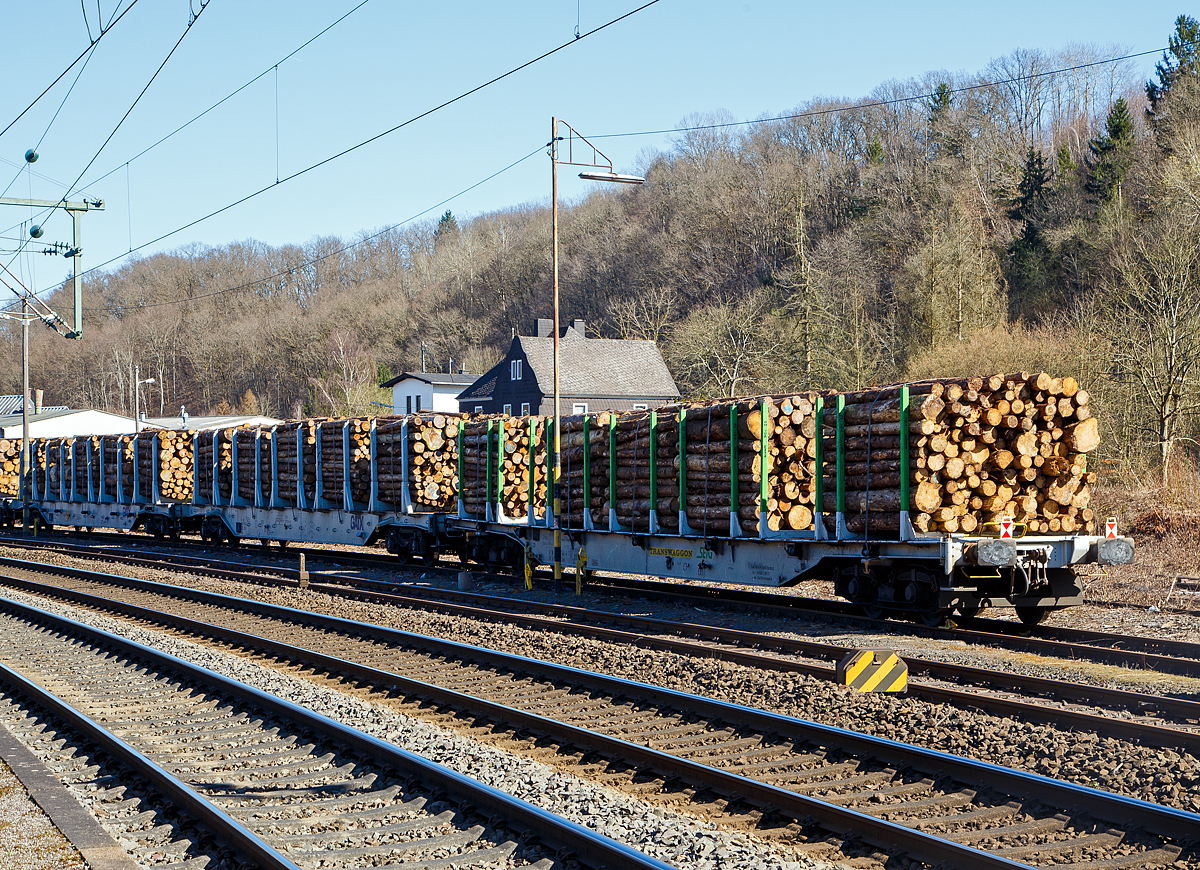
<box><xmin>380</xmin><ymin>371</ymin><xmax>477</xmax><ymax>415</ymax></box>
<box><xmin>456</xmin><ymin>319</ymin><xmax>680</xmax><ymax>416</ymax></box>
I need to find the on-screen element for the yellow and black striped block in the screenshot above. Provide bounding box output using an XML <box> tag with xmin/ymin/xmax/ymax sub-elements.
<box><xmin>836</xmin><ymin>649</ymin><xmax>907</xmax><ymax>693</ymax></box>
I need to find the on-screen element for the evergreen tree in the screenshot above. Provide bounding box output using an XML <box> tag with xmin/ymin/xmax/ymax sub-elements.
<box><xmin>434</xmin><ymin>210</ymin><xmax>459</xmax><ymax>245</ymax></box>
<box><xmin>1006</xmin><ymin>148</ymin><xmax>1058</xmax><ymax>317</ymax></box>
<box><xmin>865</xmin><ymin>137</ymin><xmax>884</xmax><ymax>166</ymax></box>
<box><xmin>1086</xmin><ymin>98</ymin><xmax>1136</xmax><ymax>204</ymax></box>
<box><xmin>1055</xmin><ymin>144</ymin><xmax>1076</xmax><ymax>175</ymax></box>
<box><xmin>925</xmin><ymin>83</ymin><xmax>962</xmax><ymax>158</ymax></box>
<box><xmin>1147</xmin><ymin>14</ymin><xmax>1200</xmax><ymax>116</ymax></box>
<box><xmin>1009</xmin><ymin>147</ymin><xmax>1051</xmax><ymax>225</ymax></box>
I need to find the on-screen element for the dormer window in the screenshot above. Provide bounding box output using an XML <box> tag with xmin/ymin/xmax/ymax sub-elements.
<box><xmin>511</xmin><ymin>359</ymin><xmax>522</xmax><ymax>380</ymax></box>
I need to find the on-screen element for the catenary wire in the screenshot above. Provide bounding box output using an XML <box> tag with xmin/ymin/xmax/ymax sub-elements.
<box><xmin>3</xmin><ymin>1</ymin><xmax>213</xmax><ymax>286</ymax></box>
<box><xmin>0</xmin><ymin>42</ymin><xmax>103</xmax><ymax>200</ymax></box>
<box><xmin>0</xmin><ymin>0</ymin><xmax>374</xmax><ymax>246</ymax></box>
<box><xmin>0</xmin><ymin>144</ymin><xmax>543</xmax><ymax>315</ymax></box>
<box><xmin>71</xmin><ymin>0</ymin><xmax>376</xmax><ymax>199</ymax></box>
<box><xmin>52</xmin><ymin>0</ymin><xmax>661</xmax><ymax>282</ymax></box>
<box><xmin>588</xmin><ymin>44</ymin><xmax>1172</xmax><ymax>139</ymax></box>
<box><xmin>0</xmin><ymin>0</ymin><xmax>141</xmax><ymax>143</ymax></box>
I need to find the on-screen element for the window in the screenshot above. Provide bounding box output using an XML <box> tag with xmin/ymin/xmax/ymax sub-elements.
<box><xmin>503</xmin><ymin>404</ymin><xmax>512</xmax><ymax>416</ymax></box>
<box><xmin>572</xmin><ymin>403</ymin><xmax>588</xmax><ymax>415</ymax></box>
<box><xmin>511</xmin><ymin>359</ymin><xmax>522</xmax><ymax>380</ymax></box>
<box><xmin>632</xmin><ymin>403</ymin><xmax>648</xmax><ymax>411</ymax></box>
<box><xmin>406</xmin><ymin>396</ymin><xmax>412</xmax><ymax>414</ymax></box>
<box><xmin>521</xmin><ymin>403</ymin><xmax>530</xmax><ymax>415</ymax></box>
<box><xmin>415</xmin><ymin>395</ymin><xmax>421</xmax><ymax>412</ymax></box>
<box><xmin>475</xmin><ymin>406</ymin><xmax>484</xmax><ymax>414</ymax></box>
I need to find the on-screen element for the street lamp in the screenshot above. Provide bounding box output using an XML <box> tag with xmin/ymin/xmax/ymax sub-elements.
<box><xmin>549</xmin><ymin>117</ymin><xmax>644</xmax><ymax>594</ymax></box>
<box><xmin>133</xmin><ymin>365</ymin><xmax>155</xmax><ymax>433</ymax></box>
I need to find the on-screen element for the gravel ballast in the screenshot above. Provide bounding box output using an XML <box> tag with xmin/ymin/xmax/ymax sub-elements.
<box><xmin>0</xmin><ymin>586</ymin><xmax>829</xmax><ymax>870</ymax></box>
<box><xmin>4</xmin><ymin>544</ymin><xmax>1200</xmax><ymax>816</ymax></box>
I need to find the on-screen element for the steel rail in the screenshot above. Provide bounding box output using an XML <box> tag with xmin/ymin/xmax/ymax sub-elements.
<box><xmin>0</xmin><ymin>661</ymin><xmax>304</xmax><ymax>870</ymax></box>
<box><xmin>4</xmin><ymin>552</ymin><xmax>1200</xmax><ymax>754</ymax></box>
<box><xmin>0</xmin><ymin>597</ymin><xmax>677</xmax><ymax>870</ymax></box>
<box><xmin>7</xmin><ymin>567</ymin><xmax>1200</xmax><ymax>758</ymax></box>
<box><xmin>0</xmin><ymin>588</ymin><xmax>1050</xmax><ymax>869</ymax></box>
<box><xmin>3</xmin><ymin>573</ymin><xmax>1197</xmax><ymax>853</ymax></box>
<box><xmin>6</xmin><ymin>537</ymin><xmax>1200</xmax><ymax>666</ymax></box>
<box><xmin>6</xmin><ymin>537</ymin><xmax>1200</xmax><ymax>675</ymax></box>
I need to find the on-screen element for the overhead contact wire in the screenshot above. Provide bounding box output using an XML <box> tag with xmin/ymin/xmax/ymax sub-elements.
<box><xmin>589</xmin><ymin>44</ymin><xmax>1180</xmax><ymax>139</ymax></box>
<box><xmin>0</xmin><ymin>0</ymin><xmax>142</xmax><ymax>143</ymax></box>
<box><xmin>33</xmin><ymin>144</ymin><xmax>543</xmax><ymax>314</ymax></box>
<box><xmin>72</xmin><ymin>0</ymin><xmax>662</xmax><ymax>282</ymax></box>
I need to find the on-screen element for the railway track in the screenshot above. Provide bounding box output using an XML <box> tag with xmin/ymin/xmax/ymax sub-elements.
<box><xmin>4</xmin><ymin>539</ymin><xmax>1200</xmax><ymax>737</ymax></box>
<box><xmin>0</xmin><ymin>598</ymin><xmax>676</xmax><ymax>870</ymax></box>
<box><xmin>2</xmin><ymin>556</ymin><xmax>1200</xmax><ymax>758</ymax></box>
<box><xmin>2</xmin><ymin>532</ymin><xmax>1196</xmax><ymax>675</ymax></box>
<box><xmin>1</xmin><ymin>570</ymin><xmax>1197</xmax><ymax>868</ymax></box>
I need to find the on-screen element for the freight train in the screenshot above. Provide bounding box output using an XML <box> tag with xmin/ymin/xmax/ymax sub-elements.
<box><xmin>5</xmin><ymin>377</ymin><xmax>1135</xmax><ymax>626</ymax></box>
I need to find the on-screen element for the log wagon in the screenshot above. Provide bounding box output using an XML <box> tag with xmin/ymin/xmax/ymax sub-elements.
<box><xmin>11</xmin><ymin>372</ymin><xmax>1135</xmax><ymax>626</ymax></box>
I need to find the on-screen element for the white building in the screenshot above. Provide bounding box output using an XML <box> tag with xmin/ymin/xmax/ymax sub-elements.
<box><xmin>0</xmin><ymin>408</ymin><xmax>144</xmax><ymax>439</ymax></box>
<box><xmin>380</xmin><ymin>372</ymin><xmax>475</xmax><ymax>415</ymax></box>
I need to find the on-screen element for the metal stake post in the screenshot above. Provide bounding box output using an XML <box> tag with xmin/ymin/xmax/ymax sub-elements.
<box><xmin>20</xmin><ymin>303</ymin><xmax>28</xmax><ymax>533</ymax></box>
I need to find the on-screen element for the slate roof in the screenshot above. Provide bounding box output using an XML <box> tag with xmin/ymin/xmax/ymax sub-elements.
<box><xmin>379</xmin><ymin>371</ymin><xmax>477</xmax><ymax>389</ymax></box>
<box><xmin>457</xmin><ymin>331</ymin><xmax>679</xmax><ymax>403</ymax></box>
<box><xmin>458</xmin><ymin>372</ymin><xmax>500</xmax><ymax>402</ymax></box>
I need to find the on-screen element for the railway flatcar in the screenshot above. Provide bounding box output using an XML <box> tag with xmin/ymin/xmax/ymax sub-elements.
<box><xmin>10</xmin><ymin>374</ymin><xmax>1135</xmax><ymax>625</ymax></box>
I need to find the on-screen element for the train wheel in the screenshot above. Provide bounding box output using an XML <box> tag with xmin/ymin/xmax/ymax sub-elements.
<box><xmin>956</xmin><ymin>603</ymin><xmax>981</xmax><ymax>620</ymax></box>
<box><xmin>920</xmin><ymin>608</ymin><xmax>950</xmax><ymax>627</ymax></box>
<box><xmin>386</xmin><ymin>530</ymin><xmax>417</xmax><ymax>565</ymax></box>
<box><xmin>861</xmin><ymin>604</ymin><xmax>884</xmax><ymax>619</ymax></box>
<box><xmin>1016</xmin><ymin>605</ymin><xmax>1049</xmax><ymax>626</ymax></box>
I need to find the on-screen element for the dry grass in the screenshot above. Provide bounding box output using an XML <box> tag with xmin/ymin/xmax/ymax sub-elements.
<box><xmin>1085</xmin><ymin>461</ymin><xmax>1200</xmax><ymax>609</ymax></box>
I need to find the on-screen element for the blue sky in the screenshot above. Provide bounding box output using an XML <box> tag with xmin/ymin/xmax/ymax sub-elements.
<box><xmin>0</xmin><ymin>1</ymin><xmax>1191</xmax><ymax>293</ymax></box>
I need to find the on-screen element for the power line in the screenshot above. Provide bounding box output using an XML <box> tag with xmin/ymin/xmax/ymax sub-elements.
<box><xmin>0</xmin><ymin>0</ymin><xmax>142</xmax><ymax>143</ymax></box>
<box><xmin>68</xmin><ymin>0</ymin><xmax>661</xmax><ymax>279</ymax></box>
<box><xmin>0</xmin><ymin>144</ymin><xmax>542</xmax><ymax>315</ymax></box>
<box><xmin>589</xmin><ymin>45</ymin><xmax>1162</xmax><ymax>140</ymax></box>
<box><xmin>72</xmin><ymin>0</ymin><xmax>376</xmax><ymax>199</ymax></box>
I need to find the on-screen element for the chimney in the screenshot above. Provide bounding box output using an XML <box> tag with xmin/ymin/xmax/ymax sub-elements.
<box><xmin>572</xmin><ymin>319</ymin><xmax>586</xmax><ymax>336</ymax></box>
<box><xmin>33</xmin><ymin>389</ymin><xmax>43</xmax><ymax>413</ymax></box>
<box><xmin>536</xmin><ymin>318</ymin><xmax>553</xmax><ymax>338</ymax></box>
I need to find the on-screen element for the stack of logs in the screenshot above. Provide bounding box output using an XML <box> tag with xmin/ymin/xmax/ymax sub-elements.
<box><xmin>497</xmin><ymin>415</ymin><xmax>546</xmax><ymax>521</ymax></box>
<box><xmin>560</xmin><ymin>412</ymin><xmax>611</xmax><ymax>528</ymax></box>
<box><xmin>825</xmin><ymin>373</ymin><xmax>1099</xmax><ymax>535</ymax></box>
<box><xmin>195</xmin><ymin>429</ymin><xmax>236</xmax><ymax>501</ymax></box>
<box><xmin>373</xmin><ymin>415</ymin><xmax>462</xmax><ymax>510</ymax></box>
<box><xmin>459</xmin><ymin>417</ymin><xmax>498</xmax><ymax>517</ymax></box>
<box><xmin>12</xmin><ymin>370</ymin><xmax>1103</xmax><ymax>539</ymax></box>
<box><xmin>274</xmin><ymin>420</ymin><xmax>319</xmax><ymax>505</ymax></box>
<box><xmin>101</xmin><ymin>435</ymin><xmax>133</xmax><ymax>499</ymax></box>
<box><xmin>317</xmin><ymin>418</ymin><xmax>372</xmax><ymax>505</ymax></box>
<box><xmin>157</xmin><ymin>431</ymin><xmax>193</xmax><ymax>501</ymax></box>
<box><xmin>72</xmin><ymin>436</ymin><xmax>94</xmax><ymax>496</ymax></box>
